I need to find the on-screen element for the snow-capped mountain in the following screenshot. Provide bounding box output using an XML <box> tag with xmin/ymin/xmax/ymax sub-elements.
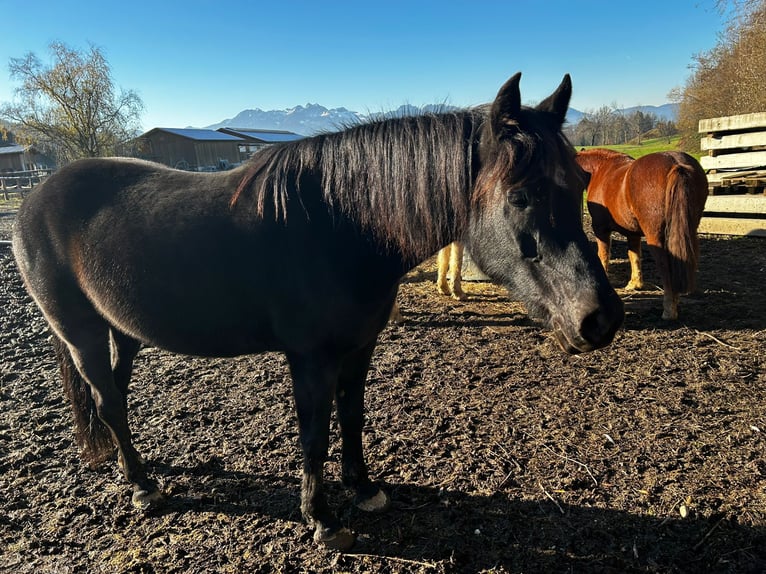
<box><xmin>203</xmin><ymin>103</ymin><xmax>677</xmax><ymax>136</ymax></box>
<box><xmin>205</xmin><ymin>104</ymin><xmax>366</xmax><ymax>136</ymax></box>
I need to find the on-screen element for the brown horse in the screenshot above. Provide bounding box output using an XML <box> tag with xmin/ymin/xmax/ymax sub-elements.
<box><xmin>576</xmin><ymin>149</ymin><xmax>708</xmax><ymax>320</ymax></box>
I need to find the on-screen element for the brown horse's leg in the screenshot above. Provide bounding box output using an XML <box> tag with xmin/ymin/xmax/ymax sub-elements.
<box><xmin>625</xmin><ymin>235</ymin><xmax>644</xmax><ymax>290</ymax></box>
<box><xmin>646</xmin><ymin>243</ymin><xmax>678</xmax><ymax>320</ymax></box>
<box><xmin>594</xmin><ymin>231</ymin><xmax>612</xmax><ymax>274</ymax></box>
<box><xmin>449</xmin><ymin>242</ymin><xmax>466</xmax><ymax>300</ymax></box>
<box><xmin>336</xmin><ymin>341</ymin><xmax>389</xmax><ymax>513</ymax></box>
<box><xmin>662</xmin><ymin>291</ymin><xmax>680</xmax><ymax>321</ymax></box>
<box><xmin>437</xmin><ymin>244</ymin><xmax>451</xmax><ymax>296</ymax></box>
<box><xmin>288</xmin><ymin>354</ymin><xmax>355</xmax><ymax>550</ymax></box>
<box><xmin>63</xmin><ymin>321</ymin><xmax>160</xmax><ymax>507</ymax></box>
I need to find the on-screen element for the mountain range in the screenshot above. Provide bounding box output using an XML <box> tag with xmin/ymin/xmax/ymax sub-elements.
<box><xmin>204</xmin><ymin>103</ymin><xmax>678</xmax><ymax>136</ymax></box>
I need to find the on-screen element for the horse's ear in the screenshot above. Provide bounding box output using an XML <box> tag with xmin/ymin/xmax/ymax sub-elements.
<box><xmin>490</xmin><ymin>72</ymin><xmax>522</xmax><ymax>134</ymax></box>
<box><xmin>536</xmin><ymin>74</ymin><xmax>572</xmax><ymax>125</ymax></box>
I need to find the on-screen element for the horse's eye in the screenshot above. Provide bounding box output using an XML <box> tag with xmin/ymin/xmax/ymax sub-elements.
<box><xmin>508</xmin><ymin>190</ymin><xmax>529</xmax><ymax>209</ymax></box>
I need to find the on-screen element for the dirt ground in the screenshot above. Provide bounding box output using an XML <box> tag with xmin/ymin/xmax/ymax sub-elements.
<box><xmin>1</xmin><ymin>207</ymin><xmax>765</xmax><ymax>574</ymax></box>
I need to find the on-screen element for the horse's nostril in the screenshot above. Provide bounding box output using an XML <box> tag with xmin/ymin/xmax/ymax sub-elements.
<box><xmin>580</xmin><ymin>300</ymin><xmax>623</xmax><ymax>348</ymax></box>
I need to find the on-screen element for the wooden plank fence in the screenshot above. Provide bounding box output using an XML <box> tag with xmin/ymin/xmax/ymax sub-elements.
<box><xmin>699</xmin><ymin>112</ymin><xmax>766</xmax><ymax>194</ymax></box>
<box><xmin>0</xmin><ymin>169</ymin><xmax>53</xmax><ymax>200</ymax></box>
<box><xmin>698</xmin><ymin>112</ymin><xmax>766</xmax><ymax>237</ymax></box>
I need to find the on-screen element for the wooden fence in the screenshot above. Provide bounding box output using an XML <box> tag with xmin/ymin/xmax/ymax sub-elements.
<box><xmin>700</xmin><ymin>112</ymin><xmax>766</xmax><ymax>195</ymax></box>
<box><xmin>698</xmin><ymin>112</ymin><xmax>766</xmax><ymax>237</ymax></box>
<box><xmin>0</xmin><ymin>169</ymin><xmax>53</xmax><ymax>200</ymax></box>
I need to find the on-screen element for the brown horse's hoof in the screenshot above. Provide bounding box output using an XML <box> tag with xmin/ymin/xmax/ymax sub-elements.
<box><xmin>131</xmin><ymin>488</ymin><xmax>164</xmax><ymax>510</ymax></box>
<box><xmin>313</xmin><ymin>526</ymin><xmax>356</xmax><ymax>551</ymax></box>
<box><xmin>356</xmin><ymin>488</ymin><xmax>390</xmax><ymax>512</ymax></box>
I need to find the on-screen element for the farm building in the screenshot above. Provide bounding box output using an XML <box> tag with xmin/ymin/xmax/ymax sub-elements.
<box><xmin>216</xmin><ymin>128</ymin><xmax>304</xmax><ymax>160</ymax></box>
<box><xmin>132</xmin><ymin>128</ymin><xmax>245</xmax><ymax>171</ymax></box>
<box><xmin>132</xmin><ymin>127</ymin><xmax>304</xmax><ymax>171</ymax></box>
<box><xmin>0</xmin><ymin>144</ymin><xmax>51</xmax><ymax>172</ymax></box>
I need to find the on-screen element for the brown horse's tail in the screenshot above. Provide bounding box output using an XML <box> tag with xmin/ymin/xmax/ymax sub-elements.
<box><xmin>664</xmin><ymin>165</ymin><xmax>701</xmax><ymax>295</ymax></box>
<box><xmin>52</xmin><ymin>334</ymin><xmax>115</xmax><ymax>468</ymax></box>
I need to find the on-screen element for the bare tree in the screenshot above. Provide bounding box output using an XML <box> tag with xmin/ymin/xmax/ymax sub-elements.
<box><xmin>0</xmin><ymin>42</ymin><xmax>143</xmax><ymax>165</ymax></box>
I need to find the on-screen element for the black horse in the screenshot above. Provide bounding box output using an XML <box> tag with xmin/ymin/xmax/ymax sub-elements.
<box><xmin>12</xmin><ymin>73</ymin><xmax>623</xmax><ymax>550</ymax></box>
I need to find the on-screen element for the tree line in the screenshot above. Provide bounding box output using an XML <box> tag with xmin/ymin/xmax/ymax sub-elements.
<box><xmin>565</xmin><ymin>107</ymin><xmax>677</xmax><ymax>148</ymax></box>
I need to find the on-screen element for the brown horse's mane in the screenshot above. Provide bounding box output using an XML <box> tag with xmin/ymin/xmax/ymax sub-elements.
<box><xmin>577</xmin><ymin>147</ymin><xmax>634</xmax><ymax>168</ymax></box>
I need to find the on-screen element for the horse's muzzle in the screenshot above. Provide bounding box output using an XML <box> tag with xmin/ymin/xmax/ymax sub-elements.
<box><xmin>553</xmin><ymin>293</ymin><xmax>624</xmax><ymax>354</ymax></box>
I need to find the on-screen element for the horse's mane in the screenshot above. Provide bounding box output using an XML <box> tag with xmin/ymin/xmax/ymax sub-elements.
<box><xmin>579</xmin><ymin>147</ymin><xmax>633</xmax><ymax>162</ymax></box>
<box><xmin>232</xmin><ymin>110</ymin><xmax>484</xmax><ymax>261</ymax></box>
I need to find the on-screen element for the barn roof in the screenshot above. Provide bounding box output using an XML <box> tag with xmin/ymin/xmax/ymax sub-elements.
<box><xmin>143</xmin><ymin>128</ymin><xmax>245</xmax><ymax>141</ymax></box>
<box><xmin>0</xmin><ymin>144</ymin><xmax>26</xmax><ymax>155</ymax></box>
<box><xmin>217</xmin><ymin>128</ymin><xmax>305</xmax><ymax>143</ymax></box>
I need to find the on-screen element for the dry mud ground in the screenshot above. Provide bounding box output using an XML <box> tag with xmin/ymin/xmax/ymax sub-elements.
<box><xmin>1</xmin><ymin>208</ymin><xmax>765</xmax><ymax>573</ymax></box>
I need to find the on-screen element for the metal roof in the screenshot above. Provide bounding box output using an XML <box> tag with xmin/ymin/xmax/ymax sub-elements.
<box><xmin>0</xmin><ymin>144</ymin><xmax>26</xmax><ymax>155</ymax></box>
<box><xmin>218</xmin><ymin>128</ymin><xmax>304</xmax><ymax>143</ymax></box>
<box><xmin>147</xmin><ymin>128</ymin><xmax>245</xmax><ymax>141</ymax></box>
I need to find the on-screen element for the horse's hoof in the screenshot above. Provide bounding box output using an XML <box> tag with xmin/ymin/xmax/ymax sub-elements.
<box><xmin>356</xmin><ymin>488</ymin><xmax>390</xmax><ymax>512</ymax></box>
<box><xmin>313</xmin><ymin>526</ymin><xmax>356</xmax><ymax>551</ymax></box>
<box><xmin>131</xmin><ymin>488</ymin><xmax>164</xmax><ymax>510</ymax></box>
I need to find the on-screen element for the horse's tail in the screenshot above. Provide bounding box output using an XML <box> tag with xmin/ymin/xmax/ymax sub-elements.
<box><xmin>664</xmin><ymin>164</ymin><xmax>701</xmax><ymax>295</ymax></box>
<box><xmin>52</xmin><ymin>334</ymin><xmax>115</xmax><ymax>468</ymax></box>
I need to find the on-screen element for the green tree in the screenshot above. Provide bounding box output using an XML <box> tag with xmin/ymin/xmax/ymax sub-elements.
<box><xmin>0</xmin><ymin>41</ymin><xmax>143</xmax><ymax>165</ymax></box>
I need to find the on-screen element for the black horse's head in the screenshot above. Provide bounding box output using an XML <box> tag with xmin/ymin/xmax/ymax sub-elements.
<box><xmin>469</xmin><ymin>73</ymin><xmax>623</xmax><ymax>353</ymax></box>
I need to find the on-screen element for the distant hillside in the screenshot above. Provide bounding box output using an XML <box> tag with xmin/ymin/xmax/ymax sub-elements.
<box><xmin>203</xmin><ymin>103</ymin><xmax>677</xmax><ymax>135</ymax></box>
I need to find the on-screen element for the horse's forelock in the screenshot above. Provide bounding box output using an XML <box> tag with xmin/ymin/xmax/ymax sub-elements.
<box><xmin>473</xmin><ymin>116</ymin><xmax>575</xmax><ymax>207</ymax></box>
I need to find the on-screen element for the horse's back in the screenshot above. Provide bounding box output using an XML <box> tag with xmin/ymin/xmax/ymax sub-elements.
<box><xmin>630</xmin><ymin>151</ymin><xmax>708</xmax><ymax>215</ymax></box>
<box><xmin>12</xmin><ymin>157</ymin><xmax>400</xmax><ymax>358</ymax></box>
<box><xmin>579</xmin><ymin>151</ymin><xmax>636</xmax><ymax>234</ymax></box>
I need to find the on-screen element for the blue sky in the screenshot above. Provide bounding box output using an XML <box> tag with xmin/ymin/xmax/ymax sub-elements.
<box><xmin>1</xmin><ymin>0</ymin><xmax>730</xmax><ymax>132</ymax></box>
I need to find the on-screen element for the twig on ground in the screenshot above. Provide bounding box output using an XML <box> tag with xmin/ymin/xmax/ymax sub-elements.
<box><xmin>693</xmin><ymin>329</ymin><xmax>741</xmax><ymax>350</ymax></box>
<box><xmin>541</xmin><ymin>444</ymin><xmax>599</xmax><ymax>486</ymax></box>
<box><xmin>539</xmin><ymin>482</ymin><xmax>565</xmax><ymax>514</ymax></box>
<box><xmin>345</xmin><ymin>553</ymin><xmax>440</xmax><ymax>570</ymax></box>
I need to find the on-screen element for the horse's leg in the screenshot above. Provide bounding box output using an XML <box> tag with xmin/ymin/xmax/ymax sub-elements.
<box><xmin>625</xmin><ymin>235</ymin><xmax>645</xmax><ymax>290</ymax></box>
<box><xmin>336</xmin><ymin>341</ymin><xmax>389</xmax><ymax>513</ymax></box>
<box><xmin>110</xmin><ymin>329</ymin><xmax>142</xmax><ymax>408</ymax></box>
<box><xmin>646</xmin><ymin>243</ymin><xmax>679</xmax><ymax>320</ymax></box>
<box><xmin>593</xmin><ymin>230</ymin><xmax>612</xmax><ymax>274</ymax></box>
<box><xmin>449</xmin><ymin>242</ymin><xmax>466</xmax><ymax>300</ymax></box>
<box><xmin>288</xmin><ymin>354</ymin><xmax>355</xmax><ymax>550</ymax></box>
<box><xmin>388</xmin><ymin>299</ymin><xmax>403</xmax><ymax>324</ymax></box>
<box><xmin>109</xmin><ymin>329</ymin><xmax>145</xmax><ymax>465</ymax></box>
<box><xmin>662</xmin><ymin>290</ymin><xmax>680</xmax><ymax>321</ymax></box>
<box><xmin>63</xmin><ymin>320</ymin><xmax>160</xmax><ymax>507</ymax></box>
<box><xmin>388</xmin><ymin>285</ymin><xmax>404</xmax><ymax>325</ymax></box>
<box><xmin>437</xmin><ymin>244</ymin><xmax>451</xmax><ymax>296</ymax></box>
